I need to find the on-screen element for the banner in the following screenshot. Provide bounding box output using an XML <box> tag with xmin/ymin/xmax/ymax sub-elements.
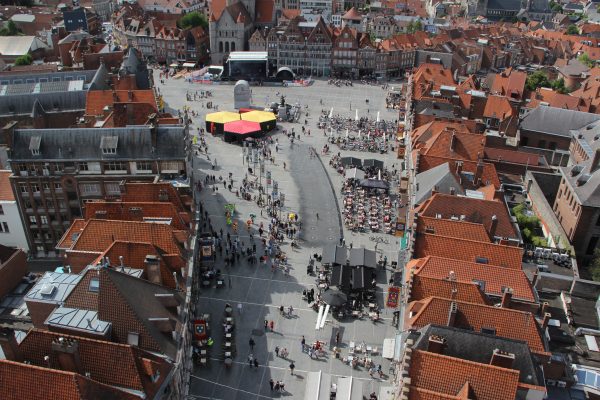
<box><xmin>386</xmin><ymin>286</ymin><xmax>400</xmax><ymax>308</ymax></box>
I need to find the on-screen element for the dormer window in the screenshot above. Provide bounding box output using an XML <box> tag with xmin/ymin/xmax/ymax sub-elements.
<box><xmin>100</xmin><ymin>136</ymin><xmax>118</xmax><ymax>155</ymax></box>
<box><xmin>29</xmin><ymin>136</ymin><xmax>41</xmax><ymax>156</ymax></box>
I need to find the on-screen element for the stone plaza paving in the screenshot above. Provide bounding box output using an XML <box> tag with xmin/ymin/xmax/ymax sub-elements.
<box><xmin>157</xmin><ymin>74</ymin><xmax>404</xmax><ymax>399</ymax></box>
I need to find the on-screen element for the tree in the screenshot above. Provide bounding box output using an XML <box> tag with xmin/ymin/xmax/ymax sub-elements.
<box><xmin>566</xmin><ymin>24</ymin><xmax>579</xmax><ymax>35</ymax></box>
<box><xmin>578</xmin><ymin>52</ymin><xmax>595</xmax><ymax>68</ymax></box>
<box><xmin>525</xmin><ymin>71</ymin><xmax>551</xmax><ymax>91</ymax></box>
<box><xmin>0</xmin><ymin>20</ymin><xmax>21</xmax><ymax>36</ymax></box>
<box><xmin>589</xmin><ymin>248</ymin><xmax>600</xmax><ymax>282</ymax></box>
<box><xmin>407</xmin><ymin>20</ymin><xmax>422</xmax><ymax>34</ymax></box>
<box><xmin>14</xmin><ymin>53</ymin><xmax>32</xmax><ymax>66</ymax></box>
<box><xmin>177</xmin><ymin>12</ymin><xmax>208</xmax><ymax>30</ymax></box>
<box><xmin>551</xmin><ymin>77</ymin><xmax>571</xmax><ymax>94</ymax></box>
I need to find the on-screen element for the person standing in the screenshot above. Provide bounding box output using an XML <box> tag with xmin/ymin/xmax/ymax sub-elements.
<box><xmin>269</xmin><ymin>320</ymin><xmax>275</xmax><ymax>331</ymax></box>
<box><xmin>336</xmin><ymin>331</ymin><xmax>340</xmax><ymax>346</ymax></box>
<box><xmin>253</xmin><ymin>358</ymin><xmax>259</xmax><ymax>369</ymax></box>
<box><xmin>289</xmin><ymin>361</ymin><xmax>295</xmax><ymax>375</ymax></box>
<box><xmin>249</xmin><ymin>337</ymin><xmax>255</xmax><ymax>351</ymax></box>
<box><xmin>269</xmin><ymin>379</ymin><xmax>274</xmax><ymax>391</ymax></box>
<box><xmin>301</xmin><ymin>336</ymin><xmax>306</xmax><ymax>352</ymax></box>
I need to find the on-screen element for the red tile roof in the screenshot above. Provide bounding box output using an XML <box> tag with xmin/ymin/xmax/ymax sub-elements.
<box><xmin>408</xmin><ymin>297</ymin><xmax>547</xmax><ymax>355</ymax></box>
<box><xmin>83</xmin><ymin>201</ymin><xmax>189</xmax><ymax>231</ymax></box>
<box><xmin>484</xmin><ymin>147</ymin><xmax>542</xmax><ymax>166</ymax></box>
<box><xmin>407</xmin><ymin>256</ymin><xmax>536</xmax><ymax>302</ymax></box>
<box><xmin>18</xmin><ymin>329</ymin><xmax>173</xmax><ymax>398</ymax></box>
<box><xmin>418</xmin><ymin>155</ymin><xmax>501</xmax><ymax>189</ymax></box>
<box><xmin>490</xmin><ymin>68</ymin><xmax>527</xmax><ymax>101</ymax></box>
<box><xmin>416</xmin><ymin>216</ymin><xmax>492</xmax><ymax>243</ymax></box>
<box><xmin>417</xmin><ymin>193</ymin><xmax>519</xmax><ymax>240</ymax></box>
<box><xmin>0</xmin><ymin>359</ymin><xmax>140</xmax><ymax>400</ymax></box>
<box><xmin>120</xmin><ymin>182</ymin><xmax>188</xmax><ymax>213</ymax></box>
<box><xmin>483</xmin><ymin>95</ymin><xmax>514</xmax><ymax>120</ymax></box>
<box><xmin>527</xmin><ymin>87</ymin><xmax>589</xmax><ymax>112</ymax></box>
<box><xmin>57</xmin><ymin>219</ymin><xmax>187</xmax><ymax>257</ymax></box>
<box><xmin>0</xmin><ymin>170</ymin><xmax>14</xmax><ymax>201</ymax></box>
<box><xmin>407</xmin><ymin>350</ymin><xmax>520</xmax><ymax>400</ymax></box>
<box><xmin>413</xmin><ymin>63</ymin><xmax>456</xmax><ymax>100</ymax></box>
<box><xmin>85</xmin><ymin>90</ymin><xmax>157</xmax><ymax>116</ymax></box>
<box><xmin>414</xmin><ymin>233</ymin><xmax>523</xmax><ymax>270</ymax></box>
<box><xmin>409</xmin><ymin>275</ymin><xmax>491</xmax><ymax>305</ymax></box>
<box><xmin>255</xmin><ymin>0</ymin><xmax>274</xmax><ymax>23</ymax></box>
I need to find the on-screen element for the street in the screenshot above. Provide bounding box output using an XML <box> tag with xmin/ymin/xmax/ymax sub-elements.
<box><xmin>157</xmin><ymin>75</ymin><xmax>404</xmax><ymax>399</ymax></box>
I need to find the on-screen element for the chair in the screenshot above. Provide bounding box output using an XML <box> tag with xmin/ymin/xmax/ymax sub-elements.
<box><xmin>371</xmin><ymin>346</ymin><xmax>378</xmax><ymax>355</ymax></box>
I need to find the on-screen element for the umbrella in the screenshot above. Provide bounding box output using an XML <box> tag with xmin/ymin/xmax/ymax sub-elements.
<box><xmin>362</xmin><ymin>159</ymin><xmax>384</xmax><ymax>169</ymax></box>
<box><xmin>355</xmin><ymin>109</ymin><xmax>358</xmax><ymax>121</ymax></box>
<box><xmin>321</xmin><ymin>290</ymin><xmax>348</xmax><ymax>307</ymax></box>
<box><xmin>359</xmin><ymin>179</ymin><xmax>389</xmax><ymax>189</ymax></box>
<box><xmin>345</xmin><ymin>167</ymin><xmax>365</xmax><ymax>180</ymax></box>
<box><xmin>340</xmin><ymin>157</ymin><xmax>362</xmax><ymax>168</ymax></box>
<box><xmin>329</xmin><ymin>108</ymin><xmax>333</xmax><ymax>118</ymax></box>
<box><xmin>376</xmin><ymin>111</ymin><xmax>380</xmax><ymax>123</ymax></box>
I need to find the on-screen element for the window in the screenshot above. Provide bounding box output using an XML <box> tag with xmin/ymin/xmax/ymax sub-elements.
<box><xmin>40</xmin><ymin>215</ymin><xmax>48</xmax><ymax>225</ymax></box>
<box><xmin>31</xmin><ymin>184</ymin><xmax>39</xmax><ymax>193</ymax></box>
<box><xmin>100</xmin><ymin>136</ymin><xmax>118</xmax><ymax>155</ymax></box>
<box><xmin>19</xmin><ymin>184</ymin><xmax>28</xmax><ymax>194</ymax></box>
<box><xmin>43</xmin><ymin>183</ymin><xmax>50</xmax><ymax>191</ymax></box>
<box><xmin>127</xmin><ymin>332</ymin><xmax>140</xmax><ymax>346</ymax></box>
<box><xmin>0</xmin><ymin>222</ymin><xmax>8</xmax><ymax>233</ymax></box>
<box><xmin>80</xmin><ymin>183</ymin><xmax>101</xmax><ymax>195</ymax></box>
<box><xmin>136</xmin><ymin>161</ymin><xmax>152</xmax><ymax>171</ymax></box>
<box><xmin>105</xmin><ymin>162</ymin><xmax>126</xmax><ymax>171</ymax></box>
<box><xmin>105</xmin><ymin>182</ymin><xmax>121</xmax><ymax>195</ymax></box>
<box><xmin>36</xmin><ymin>245</ymin><xmax>44</xmax><ymax>252</ymax></box>
<box><xmin>54</xmin><ymin>183</ymin><xmax>62</xmax><ymax>190</ymax></box>
<box><xmin>29</xmin><ymin>216</ymin><xmax>37</xmax><ymax>225</ymax></box>
<box><xmin>89</xmin><ymin>277</ymin><xmax>100</xmax><ymax>292</ymax></box>
<box><xmin>79</xmin><ymin>162</ymin><xmax>89</xmax><ymax>171</ymax></box>
<box><xmin>53</xmin><ymin>163</ymin><xmax>63</xmax><ymax>172</ymax></box>
<box><xmin>0</xmin><ymin>205</ymin><xmax>4</xmax><ymax>215</ymax></box>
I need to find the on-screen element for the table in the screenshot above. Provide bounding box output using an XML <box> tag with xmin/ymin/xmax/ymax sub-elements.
<box><xmin>225</xmin><ymin>333</ymin><xmax>232</xmax><ymax>339</ymax></box>
<box><xmin>224</xmin><ymin>358</ymin><xmax>232</xmax><ymax>367</ymax></box>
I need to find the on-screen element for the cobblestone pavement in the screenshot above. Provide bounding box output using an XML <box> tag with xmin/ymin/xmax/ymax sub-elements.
<box><xmin>157</xmin><ymin>74</ymin><xmax>404</xmax><ymax>399</ymax></box>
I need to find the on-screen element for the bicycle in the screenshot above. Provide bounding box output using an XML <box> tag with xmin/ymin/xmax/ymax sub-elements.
<box><xmin>369</xmin><ymin>236</ymin><xmax>389</xmax><ymax>245</ymax></box>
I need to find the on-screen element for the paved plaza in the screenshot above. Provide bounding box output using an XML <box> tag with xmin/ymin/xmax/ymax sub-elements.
<box><xmin>157</xmin><ymin>75</ymin><xmax>404</xmax><ymax>399</ymax></box>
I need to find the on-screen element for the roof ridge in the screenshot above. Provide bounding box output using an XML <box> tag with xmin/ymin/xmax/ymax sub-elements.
<box><xmin>415</xmin><ymin>349</ymin><xmax>521</xmax><ymax>373</ymax></box>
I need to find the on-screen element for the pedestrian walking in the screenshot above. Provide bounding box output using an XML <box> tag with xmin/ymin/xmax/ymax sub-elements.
<box><xmin>289</xmin><ymin>361</ymin><xmax>295</xmax><ymax>375</ymax></box>
<box><xmin>237</xmin><ymin>303</ymin><xmax>243</xmax><ymax>314</ymax></box>
<box><xmin>288</xmin><ymin>305</ymin><xmax>294</xmax><ymax>316</ymax></box>
<box><xmin>248</xmin><ymin>354</ymin><xmax>254</xmax><ymax>366</ymax></box>
<box><xmin>377</xmin><ymin>364</ymin><xmax>384</xmax><ymax>378</ymax></box>
<box><xmin>264</xmin><ymin>320</ymin><xmax>269</xmax><ymax>331</ymax></box>
<box><xmin>249</xmin><ymin>337</ymin><xmax>255</xmax><ymax>350</ymax></box>
<box><xmin>269</xmin><ymin>320</ymin><xmax>274</xmax><ymax>331</ymax></box>
<box><xmin>253</xmin><ymin>358</ymin><xmax>259</xmax><ymax>368</ymax></box>
<box><xmin>275</xmin><ymin>346</ymin><xmax>280</xmax><ymax>357</ymax></box>
<box><xmin>301</xmin><ymin>336</ymin><xmax>306</xmax><ymax>352</ymax></box>
<box><xmin>269</xmin><ymin>379</ymin><xmax>274</xmax><ymax>391</ymax></box>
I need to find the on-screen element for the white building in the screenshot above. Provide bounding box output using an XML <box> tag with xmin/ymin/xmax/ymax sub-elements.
<box><xmin>0</xmin><ymin>171</ymin><xmax>28</xmax><ymax>252</ymax></box>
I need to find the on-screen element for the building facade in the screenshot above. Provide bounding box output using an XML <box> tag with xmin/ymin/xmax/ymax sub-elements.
<box><xmin>6</xmin><ymin>124</ymin><xmax>186</xmax><ymax>258</ymax></box>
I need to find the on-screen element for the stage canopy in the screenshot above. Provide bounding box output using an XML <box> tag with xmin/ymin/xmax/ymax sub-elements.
<box><xmin>224</xmin><ymin>120</ymin><xmax>261</xmax><ymax>135</ymax></box>
<box><xmin>241</xmin><ymin>110</ymin><xmax>277</xmax><ymax>131</ymax></box>
<box><xmin>205</xmin><ymin>111</ymin><xmax>241</xmax><ymax>124</ymax></box>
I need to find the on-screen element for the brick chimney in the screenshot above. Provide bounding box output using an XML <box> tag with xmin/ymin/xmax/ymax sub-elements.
<box><xmin>51</xmin><ymin>337</ymin><xmax>83</xmax><ymax>374</ymax></box>
<box><xmin>591</xmin><ymin>149</ymin><xmax>600</xmax><ymax>173</ymax></box>
<box><xmin>449</xmin><ymin>132</ymin><xmax>456</xmax><ymax>152</ymax></box>
<box><xmin>447</xmin><ymin>301</ymin><xmax>458</xmax><ymax>326</ymax></box>
<box><xmin>488</xmin><ymin>215</ymin><xmax>498</xmax><ymax>239</ymax></box>
<box><xmin>144</xmin><ymin>254</ymin><xmax>162</xmax><ymax>285</ymax></box>
<box><xmin>427</xmin><ymin>335</ymin><xmax>446</xmax><ymax>354</ymax></box>
<box><xmin>0</xmin><ymin>328</ymin><xmax>23</xmax><ymax>362</ymax></box>
<box><xmin>542</xmin><ymin>312</ymin><xmax>551</xmax><ymax>330</ymax></box>
<box><xmin>475</xmin><ymin>160</ymin><xmax>484</xmax><ymax>186</ymax></box>
<box><xmin>501</xmin><ymin>287</ymin><xmax>512</xmax><ymax>308</ymax></box>
<box><xmin>490</xmin><ymin>349</ymin><xmax>515</xmax><ymax>369</ymax></box>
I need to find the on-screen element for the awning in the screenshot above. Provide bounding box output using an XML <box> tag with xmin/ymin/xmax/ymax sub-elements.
<box><xmin>331</xmin><ymin>265</ymin><xmax>351</xmax><ymax>288</ymax></box>
<box><xmin>336</xmin><ymin>377</ymin><xmax>363</xmax><ymax>400</ymax></box>
<box><xmin>331</xmin><ymin>265</ymin><xmax>370</xmax><ymax>290</ymax></box>
<box><xmin>349</xmin><ymin>248</ymin><xmax>377</xmax><ymax>268</ymax></box>
<box><xmin>340</xmin><ymin>157</ymin><xmax>362</xmax><ymax>168</ymax></box>
<box><xmin>304</xmin><ymin>371</ymin><xmax>321</xmax><ymax>400</ymax></box>
<box><xmin>345</xmin><ymin>167</ymin><xmax>365</xmax><ymax>180</ymax></box>
<box><xmin>224</xmin><ymin>120</ymin><xmax>261</xmax><ymax>135</ymax></box>
<box><xmin>322</xmin><ymin>245</ymin><xmax>348</xmax><ymax>265</ymax></box>
<box><xmin>169</xmin><ymin>63</ymin><xmax>179</xmax><ymax>68</ymax></box>
<box><xmin>182</xmin><ymin>62</ymin><xmax>196</xmax><ymax>68</ymax></box>
<box><xmin>382</xmin><ymin>338</ymin><xmax>395</xmax><ymax>359</ymax></box>
<box><xmin>359</xmin><ymin>179</ymin><xmax>389</xmax><ymax>189</ymax></box>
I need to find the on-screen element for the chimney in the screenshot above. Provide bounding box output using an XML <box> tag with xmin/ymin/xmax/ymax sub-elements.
<box><xmin>490</xmin><ymin>349</ymin><xmax>515</xmax><ymax>369</ymax></box>
<box><xmin>158</xmin><ymin>189</ymin><xmax>169</xmax><ymax>202</ymax></box>
<box><xmin>540</xmin><ymin>301</ymin><xmax>549</xmax><ymax>316</ymax></box>
<box><xmin>475</xmin><ymin>160</ymin><xmax>484</xmax><ymax>186</ymax></box>
<box><xmin>0</xmin><ymin>328</ymin><xmax>23</xmax><ymax>362</ymax></box>
<box><xmin>51</xmin><ymin>337</ymin><xmax>83</xmax><ymax>374</ymax></box>
<box><xmin>489</xmin><ymin>215</ymin><xmax>498</xmax><ymax>239</ymax></box>
<box><xmin>449</xmin><ymin>132</ymin><xmax>456</xmax><ymax>152</ymax></box>
<box><xmin>431</xmin><ymin>185</ymin><xmax>439</xmax><ymax>196</ymax></box>
<box><xmin>591</xmin><ymin>149</ymin><xmax>600</xmax><ymax>173</ymax></box>
<box><xmin>501</xmin><ymin>287</ymin><xmax>512</xmax><ymax>308</ymax></box>
<box><xmin>449</xmin><ymin>187</ymin><xmax>456</xmax><ymax>195</ymax></box>
<box><xmin>144</xmin><ymin>254</ymin><xmax>162</xmax><ymax>285</ymax></box>
<box><xmin>542</xmin><ymin>312</ymin><xmax>551</xmax><ymax>330</ymax></box>
<box><xmin>447</xmin><ymin>301</ymin><xmax>458</xmax><ymax>327</ymax></box>
<box><xmin>427</xmin><ymin>335</ymin><xmax>446</xmax><ymax>354</ymax></box>
<box><xmin>456</xmin><ymin>161</ymin><xmax>463</xmax><ymax>176</ymax></box>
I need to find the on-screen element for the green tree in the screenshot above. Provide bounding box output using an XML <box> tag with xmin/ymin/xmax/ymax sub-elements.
<box><xmin>579</xmin><ymin>52</ymin><xmax>595</xmax><ymax>68</ymax></box>
<box><xmin>589</xmin><ymin>248</ymin><xmax>600</xmax><ymax>282</ymax></box>
<box><xmin>0</xmin><ymin>20</ymin><xmax>21</xmax><ymax>36</ymax></box>
<box><xmin>551</xmin><ymin>77</ymin><xmax>571</xmax><ymax>94</ymax></box>
<box><xmin>550</xmin><ymin>0</ymin><xmax>562</xmax><ymax>12</ymax></box>
<box><xmin>566</xmin><ymin>24</ymin><xmax>579</xmax><ymax>35</ymax></box>
<box><xmin>177</xmin><ymin>11</ymin><xmax>208</xmax><ymax>30</ymax></box>
<box><xmin>14</xmin><ymin>53</ymin><xmax>32</xmax><ymax>66</ymax></box>
<box><xmin>407</xmin><ymin>20</ymin><xmax>422</xmax><ymax>34</ymax></box>
<box><xmin>525</xmin><ymin>71</ymin><xmax>551</xmax><ymax>91</ymax></box>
